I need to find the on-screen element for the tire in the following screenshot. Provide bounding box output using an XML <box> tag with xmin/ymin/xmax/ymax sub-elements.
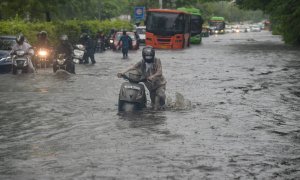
<box><xmin>118</xmin><ymin>100</ymin><xmax>124</xmax><ymax>111</ymax></box>
<box><xmin>12</xmin><ymin>66</ymin><xmax>17</xmax><ymax>75</ymax></box>
<box><xmin>53</xmin><ymin>65</ymin><xmax>58</xmax><ymax>73</ymax></box>
<box><xmin>22</xmin><ymin>67</ymin><xmax>28</xmax><ymax>73</ymax></box>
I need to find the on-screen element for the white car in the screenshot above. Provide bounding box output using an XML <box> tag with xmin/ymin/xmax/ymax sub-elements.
<box><xmin>250</xmin><ymin>25</ymin><xmax>261</xmax><ymax>32</ymax></box>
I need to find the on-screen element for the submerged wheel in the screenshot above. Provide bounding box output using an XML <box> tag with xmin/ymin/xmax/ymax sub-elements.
<box><xmin>12</xmin><ymin>66</ymin><xmax>17</xmax><ymax>74</ymax></box>
<box><xmin>53</xmin><ymin>66</ymin><xmax>58</xmax><ymax>73</ymax></box>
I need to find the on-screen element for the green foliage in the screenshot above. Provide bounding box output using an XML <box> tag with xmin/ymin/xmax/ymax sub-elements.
<box><xmin>237</xmin><ymin>0</ymin><xmax>300</xmax><ymax>45</ymax></box>
<box><xmin>195</xmin><ymin>1</ymin><xmax>266</xmax><ymax>23</ymax></box>
<box><xmin>0</xmin><ymin>19</ymin><xmax>132</xmax><ymax>46</ymax></box>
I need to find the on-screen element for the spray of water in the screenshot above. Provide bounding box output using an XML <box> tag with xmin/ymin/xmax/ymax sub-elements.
<box><xmin>166</xmin><ymin>92</ymin><xmax>192</xmax><ymax>110</ymax></box>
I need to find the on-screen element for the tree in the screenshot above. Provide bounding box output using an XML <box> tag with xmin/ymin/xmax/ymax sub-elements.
<box><xmin>236</xmin><ymin>0</ymin><xmax>300</xmax><ymax>45</ymax></box>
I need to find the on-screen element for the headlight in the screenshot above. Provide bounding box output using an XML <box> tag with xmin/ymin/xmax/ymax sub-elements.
<box><xmin>57</xmin><ymin>59</ymin><xmax>65</xmax><ymax>65</ymax></box>
<box><xmin>109</xmin><ymin>39</ymin><xmax>114</xmax><ymax>43</ymax></box>
<box><xmin>215</xmin><ymin>30</ymin><xmax>219</xmax><ymax>33</ymax></box>
<box><xmin>38</xmin><ymin>50</ymin><xmax>47</xmax><ymax>57</ymax></box>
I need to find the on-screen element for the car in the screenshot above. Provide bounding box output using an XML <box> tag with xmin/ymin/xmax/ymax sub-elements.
<box><xmin>111</xmin><ymin>31</ymin><xmax>139</xmax><ymax>50</ymax></box>
<box><xmin>135</xmin><ymin>26</ymin><xmax>146</xmax><ymax>44</ymax></box>
<box><xmin>0</xmin><ymin>35</ymin><xmax>16</xmax><ymax>73</ymax></box>
<box><xmin>250</xmin><ymin>25</ymin><xmax>261</xmax><ymax>32</ymax></box>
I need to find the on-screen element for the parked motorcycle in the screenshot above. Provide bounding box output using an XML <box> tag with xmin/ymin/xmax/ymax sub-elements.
<box><xmin>73</xmin><ymin>44</ymin><xmax>85</xmax><ymax>64</ymax></box>
<box><xmin>118</xmin><ymin>71</ymin><xmax>148</xmax><ymax>111</ymax></box>
<box><xmin>53</xmin><ymin>53</ymin><xmax>75</xmax><ymax>74</ymax></box>
<box><xmin>11</xmin><ymin>49</ymin><xmax>34</xmax><ymax>74</ymax></box>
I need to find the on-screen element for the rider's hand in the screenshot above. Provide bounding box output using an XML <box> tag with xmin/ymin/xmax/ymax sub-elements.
<box><xmin>147</xmin><ymin>76</ymin><xmax>154</xmax><ymax>81</ymax></box>
<box><xmin>117</xmin><ymin>72</ymin><xmax>123</xmax><ymax>78</ymax></box>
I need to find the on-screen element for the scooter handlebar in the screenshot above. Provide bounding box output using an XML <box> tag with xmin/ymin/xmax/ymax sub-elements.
<box><xmin>121</xmin><ymin>74</ymin><xmax>149</xmax><ymax>83</ymax></box>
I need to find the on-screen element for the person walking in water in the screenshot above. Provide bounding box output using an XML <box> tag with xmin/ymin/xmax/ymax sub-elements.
<box><xmin>117</xmin><ymin>30</ymin><xmax>132</xmax><ymax>59</ymax></box>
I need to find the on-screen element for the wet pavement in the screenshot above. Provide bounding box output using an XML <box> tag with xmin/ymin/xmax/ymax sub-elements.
<box><xmin>0</xmin><ymin>31</ymin><xmax>299</xmax><ymax>179</ymax></box>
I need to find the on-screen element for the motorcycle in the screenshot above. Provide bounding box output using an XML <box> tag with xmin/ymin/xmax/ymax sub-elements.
<box><xmin>35</xmin><ymin>48</ymin><xmax>51</xmax><ymax>69</ymax></box>
<box><xmin>11</xmin><ymin>49</ymin><xmax>34</xmax><ymax>74</ymax></box>
<box><xmin>95</xmin><ymin>37</ymin><xmax>105</xmax><ymax>53</ymax></box>
<box><xmin>73</xmin><ymin>44</ymin><xmax>85</xmax><ymax>64</ymax></box>
<box><xmin>53</xmin><ymin>53</ymin><xmax>75</xmax><ymax>74</ymax></box>
<box><xmin>118</xmin><ymin>71</ymin><xmax>148</xmax><ymax>111</ymax></box>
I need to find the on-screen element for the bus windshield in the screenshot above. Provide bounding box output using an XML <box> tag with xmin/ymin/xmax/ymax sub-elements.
<box><xmin>209</xmin><ymin>21</ymin><xmax>225</xmax><ymax>30</ymax></box>
<box><xmin>146</xmin><ymin>12</ymin><xmax>185</xmax><ymax>36</ymax></box>
<box><xmin>191</xmin><ymin>15</ymin><xmax>203</xmax><ymax>35</ymax></box>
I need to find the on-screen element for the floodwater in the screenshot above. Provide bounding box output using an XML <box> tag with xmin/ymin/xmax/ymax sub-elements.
<box><xmin>0</xmin><ymin>31</ymin><xmax>299</xmax><ymax>179</ymax></box>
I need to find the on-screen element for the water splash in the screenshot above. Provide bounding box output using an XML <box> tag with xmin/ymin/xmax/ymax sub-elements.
<box><xmin>166</xmin><ymin>92</ymin><xmax>192</xmax><ymax>110</ymax></box>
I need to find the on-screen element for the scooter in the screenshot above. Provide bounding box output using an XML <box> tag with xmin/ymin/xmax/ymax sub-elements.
<box><xmin>11</xmin><ymin>49</ymin><xmax>33</xmax><ymax>74</ymax></box>
<box><xmin>118</xmin><ymin>71</ymin><xmax>148</xmax><ymax>111</ymax></box>
<box><xmin>53</xmin><ymin>53</ymin><xmax>75</xmax><ymax>74</ymax></box>
<box><xmin>73</xmin><ymin>44</ymin><xmax>85</xmax><ymax>64</ymax></box>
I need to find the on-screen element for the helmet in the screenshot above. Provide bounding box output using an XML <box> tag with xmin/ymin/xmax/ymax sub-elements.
<box><xmin>60</xmin><ymin>34</ymin><xmax>68</xmax><ymax>41</ymax></box>
<box><xmin>16</xmin><ymin>34</ymin><xmax>25</xmax><ymax>45</ymax></box>
<box><xmin>80</xmin><ymin>33</ymin><xmax>88</xmax><ymax>39</ymax></box>
<box><xmin>60</xmin><ymin>34</ymin><xmax>68</xmax><ymax>43</ymax></box>
<box><xmin>142</xmin><ymin>46</ymin><xmax>155</xmax><ymax>63</ymax></box>
<box><xmin>40</xmin><ymin>31</ymin><xmax>47</xmax><ymax>39</ymax></box>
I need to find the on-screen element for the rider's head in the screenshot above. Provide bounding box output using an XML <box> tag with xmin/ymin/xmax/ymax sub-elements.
<box><xmin>80</xmin><ymin>33</ymin><xmax>88</xmax><ymax>40</ymax></box>
<box><xmin>16</xmin><ymin>34</ymin><xmax>25</xmax><ymax>45</ymax></box>
<box><xmin>60</xmin><ymin>34</ymin><xmax>68</xmax><ymax>44</ymax></box>
<box><xmin>40</xmin><ymin>31</ymin><xmax>47</xmax><ymax>40</ymax></box>
<box><xmin>122</xmin><ymin>30</ymin><xmax>127</xmax><ymax>36</ymax></box>
<box><xmin>142</xmin><ymin>46</ymin><xmax>155</xmax><ymax>63</ymax></box>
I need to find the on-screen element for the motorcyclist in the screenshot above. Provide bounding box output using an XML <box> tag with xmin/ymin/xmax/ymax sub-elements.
<box><xmin>117</xmin><ymin>46</ymin><xmax>167</xmax><ymax>110</ymax></box>
<box><xmin>80</xmin><ymin>33</ymin><xmax>96</xmax><ymax>64</ymax></box>
<box><xmin>96</xmin><ymin>30</ymin><xmax>106</xmax><ymax>52</ymax></box>
<box><xmin>54</xmin><ymin>34</ymin><xmax>75</xmax><ymax>73</ymax></box>
<box><xmin>10</xmin><ymin>34</ymin><xmax>35</xmax><ymax>73</ymax></box>
<box><xmin>117</xmin><ymin>30</ymin><xmax>132</xmax><ymax>59</ymax></box>
<box><xmin>37</xmin><ymin>31</ymin><xmax>50</xmax><ymax>48</ymax></box>
<box><xmin>34</xmin><ymin>31</ymin><xmax>52</xmax><ymax>67</ymax></box>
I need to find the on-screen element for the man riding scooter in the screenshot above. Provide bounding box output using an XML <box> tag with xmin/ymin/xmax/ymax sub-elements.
<box><xmin>10</xmin><ymin>34</ymin><xmax>35</xmax><ymax>73</ymax></box>
<box><xmin>117</xmin><ymin>46</ymin><xmax>167</xmax><ymax>110</ymax></box>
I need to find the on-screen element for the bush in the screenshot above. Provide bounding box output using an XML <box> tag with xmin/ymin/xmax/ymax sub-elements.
<box><xmin>0</xmin><ymin>19</ymin><xmax>133</xmax><ymax>46</ymax></box>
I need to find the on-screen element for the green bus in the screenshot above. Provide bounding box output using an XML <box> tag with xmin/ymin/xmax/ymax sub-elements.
<box><xmin>209</xmin><ymin>16</ymin><xmax>225</xmax><ymax>34</ymax></box>
<box><xmin>177</xmin><ymin>7</ymin><xmax>203</xmax><ymax>44</ymax></box>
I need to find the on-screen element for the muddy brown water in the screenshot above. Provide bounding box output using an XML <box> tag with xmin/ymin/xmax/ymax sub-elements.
<box><xmin>0</xmin><ymin>31</ymin><xmax>299</xmax><ymax>179</ymax></box>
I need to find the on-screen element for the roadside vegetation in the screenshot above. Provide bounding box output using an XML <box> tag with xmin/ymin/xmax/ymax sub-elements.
<box><xmin>0</xmin><ymin>0</ymin><xmax>299</xmax><ymax>45</ymax></box>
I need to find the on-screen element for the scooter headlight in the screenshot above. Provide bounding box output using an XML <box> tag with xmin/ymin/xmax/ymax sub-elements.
<box><xmin>109</xmin><ymin>39</ymin><xmax>114</xmax><ymax>44</ymax></box>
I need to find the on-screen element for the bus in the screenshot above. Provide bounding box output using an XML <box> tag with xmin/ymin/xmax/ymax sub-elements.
<box><xmin>177</xmin><ymin>7</ymin><xmax>203</xmax><ymax>44</ymax></box>
<box><xmin>209</xmin><ymin>16</ymin><xmax>225</xmax><ymax>34</ymax></box>
<box><xmin>145</xmin><ymin>9</ymin><xmax>191</xmax><ymax>49</ymax></box>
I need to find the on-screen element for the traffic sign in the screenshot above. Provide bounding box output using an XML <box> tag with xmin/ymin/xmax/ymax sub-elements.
<box><xmin>134</xmin><ymin>6</ymin><xmax>145</xmax><ymax>20</ymax></box>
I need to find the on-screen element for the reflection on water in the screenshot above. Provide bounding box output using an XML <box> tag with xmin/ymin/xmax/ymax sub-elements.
<box><xmin>117</xmin><ymin>111</ymin><xmax>167</xmax><ymax>129</ymax></box>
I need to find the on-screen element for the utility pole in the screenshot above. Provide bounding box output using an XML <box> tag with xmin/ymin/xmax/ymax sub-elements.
<box><xmin>159</xmin><ymin>0</ymin><xmax>163</xmax><ymax>9</ymax></box>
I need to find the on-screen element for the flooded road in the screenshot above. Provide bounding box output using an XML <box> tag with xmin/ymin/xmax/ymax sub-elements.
<box><xmin>0</xmin><ymin>31</ymin><xmax>299</xmax><ymax>179</ymax></box>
